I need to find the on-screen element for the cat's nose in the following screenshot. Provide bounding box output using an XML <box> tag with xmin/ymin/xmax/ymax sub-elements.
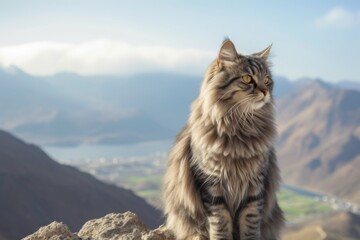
<box><xmin>261</xmin><ymin>89</ymin><xmax>268</xmax><ymax>96</ymax></box>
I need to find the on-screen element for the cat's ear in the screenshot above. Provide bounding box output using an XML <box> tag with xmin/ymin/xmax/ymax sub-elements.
<box><xmin>217</xmin><ymin>39</ymin><xmax>238</xmax><ymax>67</ymax></box>
<box><xmin>254</xmin><ymin>44</ymin><xmax>272</xmax><ymax>60</ymax></box>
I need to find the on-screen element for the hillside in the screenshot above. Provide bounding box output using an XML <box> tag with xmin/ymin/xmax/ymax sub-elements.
<box><xmin>277</xmin><ymin>80</ymin><xmax>360</xmax><ymax>204</ymax></box>
<box><xmin>283</xmin><ymin>211</ymin><xmax>360</xmax><ymax>240</ymax></box>
<box><xmin>0</xmin><ymin>130</ymin><xmax>163</xmax><ymax>240</ymax></box>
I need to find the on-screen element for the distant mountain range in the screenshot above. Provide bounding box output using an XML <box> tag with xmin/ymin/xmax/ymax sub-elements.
<box><xmin>0</xmin><ymin>130</ymin><xmax>162</xmax><ymax>240</ymax></box>
<box><xmin>1</xmin><ymin>66</ymin><xmax>359</xmax><ymax>147</ymax></box>
<box><xmin>277</xmin><ymin>80</ymin><xmax>360</xmax><ymax>204</ymax></box>
<box><xmin>0</xmin><ymin>67</ymin><xmax>201</xmax><ymax>146</ymax></box>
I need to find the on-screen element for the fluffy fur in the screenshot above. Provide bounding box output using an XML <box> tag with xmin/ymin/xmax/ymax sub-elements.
<box><xmin>162</xmin><ymin>39</ymin><xmax>284</xmax><ymax>240</ymax></box>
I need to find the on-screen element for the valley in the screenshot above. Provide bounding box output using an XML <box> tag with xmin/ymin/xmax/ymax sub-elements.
<box><xmin>59</xmin><ymin>152</ymin><xmax>354</xmax><ymax>223</ymax></box>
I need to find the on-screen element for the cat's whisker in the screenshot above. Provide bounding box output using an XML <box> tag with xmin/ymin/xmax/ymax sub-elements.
<box><xmin>227</xmin><ymin>97</ymin><xmax>251</xmax><ymax>119</ymax></box>
<box><xmin>225</xmin><ymin>101</ymin><xmax>241</xmax><ymax>117</ymax></box>
<box><xmin>215</xmin><ymin>89</ymin><xmax>236</xmax><ymax>105</ymax></box>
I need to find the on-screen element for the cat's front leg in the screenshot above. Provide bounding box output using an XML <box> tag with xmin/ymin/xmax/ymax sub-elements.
<box><xmin>202</xmin><ymin>185</ymin><xmax>233</xmax><ymax>240</ymax></box>
<box><xmin>238</xmin><ymin>199</ymin><xmax>263</xmax><ymax>240</ymax></box>
<box><xmin>236</xmin><ymin>185</ymin><xmax>264</xmax><ymax>240</ymax></box>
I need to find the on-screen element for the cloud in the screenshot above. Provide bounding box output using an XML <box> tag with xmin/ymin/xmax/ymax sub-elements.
<box><xmin>315</xmin><ymin>7</ymin><xmax>360</xmax><ymax>29</ymax></box>
<box><xmin>0</xmin><ymin>39</ymin><xmax>215</xmax><ymax>76</ymax></box>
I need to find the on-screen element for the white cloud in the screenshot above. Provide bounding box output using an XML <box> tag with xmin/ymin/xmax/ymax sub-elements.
<box><xmin>0</xmin><ymin>39</ymin><xmax>215</xmax><ymax>76</ymax></box>
<box><xmin>315</xmin><ymin>7</ymin><xmax>360</xmax><ymax>29</ymax></box>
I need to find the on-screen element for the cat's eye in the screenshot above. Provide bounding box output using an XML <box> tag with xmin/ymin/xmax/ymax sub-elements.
<box><xmin>264</xmin><ymin>76</ymin><xmax>271</xmax><ymax>84</ymax></box>
<box><xmin>241</xmin><ymin>75</ymin><xmax>252</xmax><ymax>84</ymax></box>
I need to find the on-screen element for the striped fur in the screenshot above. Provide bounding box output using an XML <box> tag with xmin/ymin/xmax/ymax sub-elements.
<box><xmin>162</xmin><ymin>39</ymin><xmax>284</xmax><ymax>240</ymax></box>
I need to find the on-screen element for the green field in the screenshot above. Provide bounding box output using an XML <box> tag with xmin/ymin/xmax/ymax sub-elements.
<box><xmin>124</xmin><ymin>175</ymin><xmax>333</xmax><ymax>221</ymax></box>
<box><xmin>126</xmin><ymin>174</ymin><xmax>163</xmax><ymax>185</ymax></box>
<box><xmin>277</xmin><ymin>189</ymin><xmax>333</xmax><ymax>221</ymax></box>
<box><xmin>124</xmin><ymin>174</ymin><xmax>163</xmax><ymax>207</ymax></box>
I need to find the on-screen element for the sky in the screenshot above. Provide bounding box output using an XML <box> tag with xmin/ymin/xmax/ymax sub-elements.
<box><xmin>0</xmin><ymin>1</ymin><xmax>359</xmax><ymax>81</ymax></box>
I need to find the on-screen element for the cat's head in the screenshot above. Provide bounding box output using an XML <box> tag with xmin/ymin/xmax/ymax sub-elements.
<box><xmin>200</xmin><ymin>39</ymin><xmax>274</xmax><ymax>121</ymax></box>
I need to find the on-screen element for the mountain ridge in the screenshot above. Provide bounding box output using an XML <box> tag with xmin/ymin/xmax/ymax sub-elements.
<box><xmin>277</xmin><ymin>80</ymin><xmax>360</xmax><ymax>204</ymax></box>
<box><xmin>0</xmin><ymin>130</ymin><xmax>163</xmax><ymax>240</ymax></box>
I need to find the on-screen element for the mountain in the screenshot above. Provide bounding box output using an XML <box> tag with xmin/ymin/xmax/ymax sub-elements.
<box><xmin>44</xmin><ymin>72</ymin><xmax>201</xmax><ymax>135</ymax></box>
<box><xmin>283</xmin><ymin>211</ymin><xmax>360</xmax><ymax>240</ymax></box>
<box><xmin>0</xmin><ymin>130</ymin><xmax>163</xmax><ymax>240</ymax></box>
<box><xmin>0</xmin><ymin>67</ymin><xmax>200</xmax><ymax>146</ymax></box>
<box><xmin>277</xmin><ymin>80</ymin><xmax>360</xmax><ymax>204</ymax></box>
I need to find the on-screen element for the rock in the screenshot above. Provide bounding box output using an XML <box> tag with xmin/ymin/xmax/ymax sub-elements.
<box><xmin>23</xmin><ymin>212</ymin><xmax>175</xmax><ymax>240</ymax></box>
<box><xmin>146</xmin><ymin>225</ymin><xmax>175</xmax><ymax>240</ymax></box>
<box><xmin>22</xmin><ymin>221</ymin><xmax>79</xmax><ymax>240</ymax></box>
<box><xmin>78</xmin><ymin>212</ymin><xmax>149</xmax><ymax>239</ymax></box>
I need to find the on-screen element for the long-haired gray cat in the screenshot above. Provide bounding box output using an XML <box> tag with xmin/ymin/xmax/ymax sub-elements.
<box><xmin>162</xmin><ymin>39</ymin><xmax>284</xmax><ymax>240</ymax></box>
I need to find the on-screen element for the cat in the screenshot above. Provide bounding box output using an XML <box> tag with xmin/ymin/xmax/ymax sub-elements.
<box><xmin>162</xmin><ymin>39</ymin><xmax>284</xmax><ymax>240</ymax></box>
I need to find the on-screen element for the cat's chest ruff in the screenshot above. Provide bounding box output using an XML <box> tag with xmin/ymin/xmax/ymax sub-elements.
<box><xmin>218</xmin><ymin>154</ymin><xmax>267</xmax><ymax>213</ymax></box>
<box><xmin>218</xmin><ymin>153</ymin><xmax>266</xmax><ymax>185</ymax></box>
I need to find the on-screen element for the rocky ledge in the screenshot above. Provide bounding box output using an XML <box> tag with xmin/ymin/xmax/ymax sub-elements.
<box><xmin>23</xmin><ymin>212</ymin><xmax>174</xmax><ymax>240</ymax></box>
